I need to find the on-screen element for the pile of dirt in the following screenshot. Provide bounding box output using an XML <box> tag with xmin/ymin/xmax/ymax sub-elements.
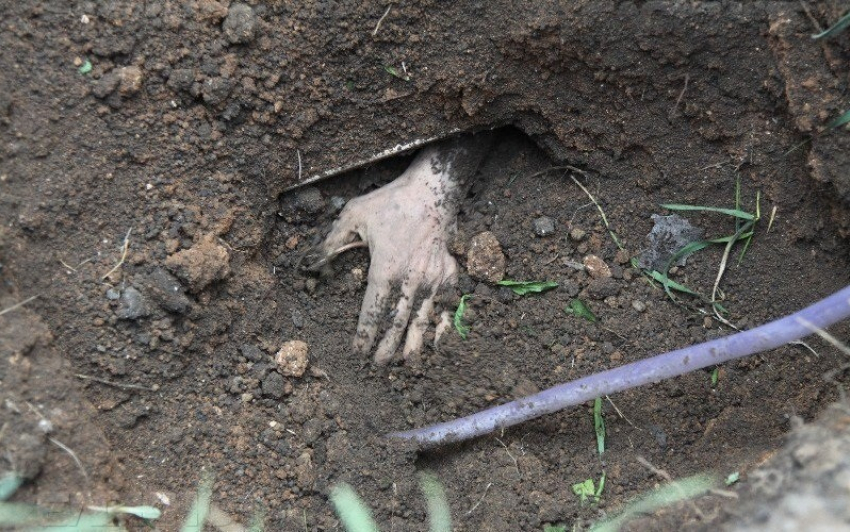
<box><xmin>2</xmin><ymin>1</ymin><xmax>850</xmax><ymax>530</ymax></box>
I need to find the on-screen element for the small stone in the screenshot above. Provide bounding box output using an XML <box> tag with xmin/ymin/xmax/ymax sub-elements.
<box><xmin>143</xmin><ymin>268</ymin><xmax>192</xmax><ymax>314</ymax></box>
<box><xmin>467</xmin><ymin>231</ymin><xmax>505</xmax><ymax>283</ymax></box>
<box><xmin>584</xmin><ymin>278</ymin><xmax>621</xmax><ymax>300</ymax></box>
<box><xmin>116</xmin><ymin>287</ymin><xmax>149</xmax><ymax>320</ymax></box>
<box><xmin>569</xmin><ymin>227</ymin><xmax>586</xmax><ymax>241</ymax></box>
<box><xmin>167</xmin><ymin>68</ymin><xmax>195</xmax><ymax>92</ymax></box>
<box><xmin>583</xmin><ymin>255</ymin><xmax>611</xmax><ymax>279</ymax></box>
<box><xmin>106</xmin><ymin>288</ymin><xmax>121</xmax><ymax>300</ymax></box>
<box><xmin>223</xmin><ymin>3</ymin><xmax>257</xmax><ymax>44</ymax></box>
<box><xmin>165</xmin><ymin>233</ymin><xmax>230</xmax><ymax>292</ymax></box>
<box><xmin>240</xmin><ymin>344</ymin><xmax>264</xmax><ymax>362</ymax></box>
<box><xmin>201</xmin><ymin>77</ymin><xmax>234</xmax><ymax>105</ymax></box>
<box><xmin>117</xmin><ymin>66</ymin><xmax>143</xmax><ymax>95</ymax></box>
<box><xmin>241</xmin><ymin>393</ymin><xmax>254</xmax><ymax>403</ymax></box>
<box><xmin>261</xmin><ymin>372</ymin><xmax>290</xmax><ymax>399</ymax></box>
<box><xmin>632</xmin><ymin>300</ymin><xmax>647</xmax><ymax>312</ymax></box>
<box><xmin>194</xmin><ymin>0</ymin><xmax>228</xmax><ymax>22</ymax></box>
<box><xmin>615</xmin><ymin>249</ymin><xmax>631</xmax><ymax>265</ymax></box>
<box><xmin>533</xmin><ymin>216</ymin><xmax>555</xmax><ymax>237</ymax></box>
<box><xmin>92</xmin><ymin>72</ymin><xmax>120</xmax><ymax>99</ymax></box>
<box><xmin>275</xmin><ymin>340</ymin><xmax>309</xmax><ymax>377</ymax></box>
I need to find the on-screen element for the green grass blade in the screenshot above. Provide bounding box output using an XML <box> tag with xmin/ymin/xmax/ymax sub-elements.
<box><xmin>181</xmin><ymin>474</ymin><xmax>214</xmax><ymax>532</ymax></box>
<box><xmin>666</xmin><ymin>239</ymin><xmax>712</xmax><ymax>268</ymax></box>
<box><xmin>660</xmin><ymin>204</ymin><xmax>754</xmax><ymax>220</ymax></box>
<box><xmin>497</xmin><ymin>280</ymin><xmax>558</xmax><ymax>295</ymax></box>
<box><xmin>0</xmin><ymin>501</ymin><xmax>52</xmax><ymax>527</ymax></box>
<box><xmin>812</xmin><ymin>11</ymin><xmax>850</xmax><ymax>39</ymax></box>
<box><xmin>589</xmin><ymin>474</ymin><xmax>718</xmax><ymax>532</ymax></box>
<box><xmin>593</xmin><ymin>398</ymin><xmax>605</xmax><ymax>455</ymax></box>
<box><xmin>645</xmin><ymin>270</ymin><xmax>700</xmax><ymax>297</ymax></box>
<box><xmin>0</xmin><ymin>473</ymin><xmax>23</xmax><ymax>501</ymax></box>
<box><xmin>329</xmin><ymin>484</ymin><xmax>379</xmax><ymax>532</ymax></box>
<box><xmin>454</xmin><ymin>295</ymin><xmax>471</xmax><ymax>340</ymax></box>
<box><xmin>419</xmin><ymin>473</ymin><xmax>451</xmax><ymax>532</ymax></box>
<box><xmin>27</xmin><ymin>511</ymin><xmax>123</xmax><ymax>532</ymax></box>
<box><xmin>595</xmin><ymin>472</ymin><xmax>606</xmax><ymax>499</ymax></box>
<box><xmin>564</xmin><ymin>299</ymin><xmax>597</xmax><ymax>322</ymax></box>
<box><xmin>826</xmin><ymin>109</ymin><xmax>850</xmax><ymax>131</ymax></box>
<box><xmin>248</xmin><ymin>508</ymin><xmax>265</xmax><ymax>532</ymax></box>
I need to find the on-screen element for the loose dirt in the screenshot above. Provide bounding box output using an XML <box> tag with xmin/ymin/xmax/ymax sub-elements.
<box><xmin>2</xmin><ymin>1</ymin><xmax>850</xmax><ymax>530</ymax></box>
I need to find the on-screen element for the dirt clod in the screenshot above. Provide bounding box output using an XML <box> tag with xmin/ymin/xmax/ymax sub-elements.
<box><xmin>467</xmin><ymin>231</ymin><xmax>505</xmax><ymax>283</ymax></box>
<box><xmin>165</xmin><ymin>233</ymin><xmax>231</xmax><ymax>293</ymax></box>
<box><xmin>275</xmin><ymin>340</ymin><xmax>309</xmax><ymax>377</ymax></box>
<box><xmin>222</xmin><ymin>3</ymin><xmax>257</xmax><ymax>44</ymax></box>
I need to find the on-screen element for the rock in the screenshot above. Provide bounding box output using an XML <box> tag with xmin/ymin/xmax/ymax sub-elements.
<box><xmin>584</xmin><ymin>278</ymin><xmax>621</xmax><ymax>300</ymax></box>
<box><xmin>533</xmin><ymin>216</ymin><xmax>555</xmax><ymax>236</ymax></box>
<box><xmin>583</xmin><ymin>254</ymin><xmax>611</xmax><ymax>279</ymax></box>
<box><xmin>116</xmin><ymin>286</ymin><xmax>149</xmax><ymax>320</ymax></box>
<box><xmin>637</xmin><ymin>214</ymin><xmax>704</xmax><ymax>271</ymax></box>
<box><xmin>117</xmin><ymin>66</ymin><xmax>143</xmax><ymax>95</ymax></box>
<box><xmin>261</xmin><ymin>372</ymin><xmax>290</xmax><ymax>399</ymax></box>
<box><xmin>194</xmin><ymin>0</ymin><xmax>228</xmax><ymax>22</ymax></box>
<box><xmin>275</xmin><ymin>340</ymin><xmax>309</xmax><ymax>377</ymax></box>
<box><xmin>222</xmin><ymin>3</ymin><xmax>256</xmax><ymax>44</ymax></box>
<box><xmin>632</xmin><ymin>300</ymin><xmax>647</xmax><ymax>312</ymax></box>
<box><xmin>167</xmin><ymin>68</ymin><xmax>195</xmax><ymax>92</ymax></box>
<box><xmin>467</xmin><ymin>231</ymin><xmax>505</xmax><ymax>283</ymax></box>
<box><xmin>240</xmin><ymin>344</ymin><xmax>264</xmax><ymax>362</ymax></box>
<box><xmin>105</xmin><ymin>288</ymin><xmax>120</xmax><ymax>300</ymax></box>
<box><xmin>92</xmin><ymin>72</ymin><xmax>120</xmax><ymax>99</ymax></box>
<box><xmin>165</xmin><ymin>233</ymin><xmax>230</xmax><ymax>292</ymax></box>
<box><xmin>201</xmin><ymin>77</ymin><xmax>234</xmax><ymax>105</ymax></box>
<box><xmin>142</xmin><ymin>268</ymin><xmax>192</xmax><ymax>314</ymax></box>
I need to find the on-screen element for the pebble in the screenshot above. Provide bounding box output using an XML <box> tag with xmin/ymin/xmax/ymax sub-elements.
<box><xmin>466</xmin><ymin>231</ymin><xmax>505</xmax><ymax>283</ymax></box>
<box><xmin>201</xmin><ymin>77</ymin><xmax>234</xmax><ymax>105</ymax></box>
<box><xmin>533</xmin><ymin>216</ymin><xmax>555</xmax><ymax>237</ymax></box>
<box><xmin>116</xmin><ymin>287</ymin><xmax>149</xmax><ymax>320</ymax></box>
<box><xmin>240</xmin><ymin>344</ymin><xmax>264</xmax><ymax>362</ymax></box>
<box><xmin>585</xmin><ymin>278</ymin><xmax>621</xmax><ymax>300</ymax></box>
<box><xmin>143</xmin><ymin>268</ymin><xmax>192</xmax><ymax>314</ymax></box>
<box><xmin>569</xmin><ymin>227</ymin><xmax>586</xmax><ymax>241</ymax></box>
<box><xmin>632</xmin><ymin>300</ymin><xmax>647</xmax><ymax>312</ymax></box>
<box><xmin>261</xmin><ymin>372</ymin><xmax>290</xmax><ymax>399</ymax></box>
<box><xmin>118</xmin><ymin>66</ymin><xmax>143</xmax><ymax>95</ymax></box>
<box><xmin>106</xmin><ymin>288</ymin><xmax>120</xmax><ymax>300</ymax></box>
<box><xmin>583</xmin><ymin>254</ymin><xmax>611</xmax><ymax>279</ymax></box>
<box><xmin>223</xmin><ymin>3</ymin><xmax>257</xmax><ymax>44</ymax></box>
<box><xmin>275</xmin><ymin>340</ymin><xmax>309</xmax><ymax>377</ymax></box>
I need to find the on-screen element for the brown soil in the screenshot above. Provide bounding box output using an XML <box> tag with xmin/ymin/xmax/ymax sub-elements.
<box><xmin>2</xmin><ymin>1</ymin><xmax>850</xmax><ymax>530</ymax></box>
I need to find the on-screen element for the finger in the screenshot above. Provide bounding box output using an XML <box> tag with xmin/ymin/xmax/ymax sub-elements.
<box><xmin>434</xmin><ymin>310</ymin><xmax>453</xmax><ymax>346</ymax></box>
<box><xmin>353</xmin><ymin>271</ymin><xmax>389</xmax><ymax>354</ymax></box>
<box><xmin>402</xmin><ymin>293</ymin><xmax>435</xmax><ymax>358</ymax></box>
<box><xmin>373</xmin><ymin>280</ymin><xmax>417</xmax><ymax>364</ymax></box>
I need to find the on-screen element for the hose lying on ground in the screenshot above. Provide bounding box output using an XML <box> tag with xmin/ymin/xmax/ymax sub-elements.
<box><xmin>389</xmin><ymin>285</ymin><xmax>850</xmax><ymax>448</ymax></box>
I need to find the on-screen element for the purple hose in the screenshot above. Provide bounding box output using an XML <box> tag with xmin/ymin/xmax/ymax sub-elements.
<box><xmin>389</xmin><ymin>285</ymin><xmax>850</xmax><ymax>448</ymax></box>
